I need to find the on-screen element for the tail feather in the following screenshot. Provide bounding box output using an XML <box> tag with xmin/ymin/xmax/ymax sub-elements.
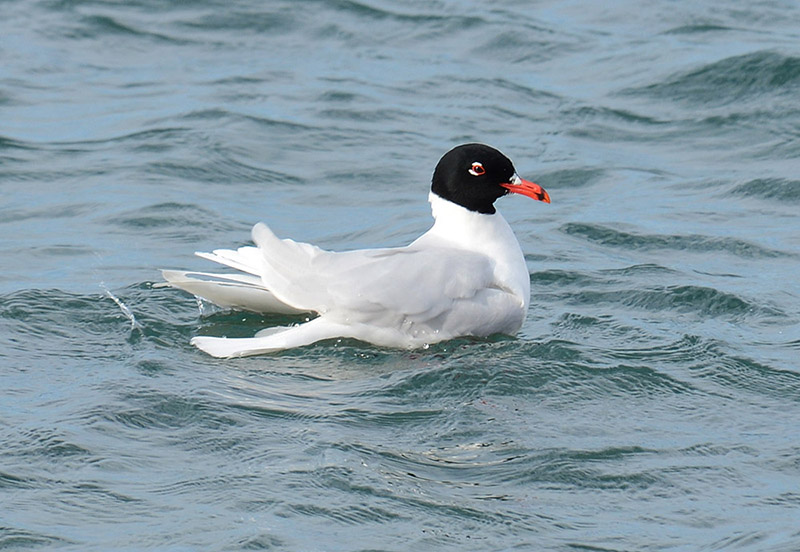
<box><xmin>160</xmin><ymin>269</ymin><xmax>306</xmax><ymax>314</ymax></box>
<box><xmin>195</xmin><ymin>246</ymin><xmax>263</xmax><ymax>276</ymax></box>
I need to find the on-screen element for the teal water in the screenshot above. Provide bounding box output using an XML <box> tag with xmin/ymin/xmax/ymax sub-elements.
<box><xmin>2</xmin><ymin>1</ymin><xmax>800</xmax><ymax>550</ymax></box>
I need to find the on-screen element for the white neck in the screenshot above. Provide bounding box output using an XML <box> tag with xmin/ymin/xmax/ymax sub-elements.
<box><xmin>414</xmin><ymin>192</ymin><xmax>530</xmax><ymax>310</ymax></box>
<box><xmin>424</xmin><ymin>192</ymin><xmax>510</xmax><ymax>249</ymax></box>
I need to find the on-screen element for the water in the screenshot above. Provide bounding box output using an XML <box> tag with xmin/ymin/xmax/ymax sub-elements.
<box><xmin>2</xmin><ymin>0</ymin><xmax>799</xmax><ymax>550</ymax></box>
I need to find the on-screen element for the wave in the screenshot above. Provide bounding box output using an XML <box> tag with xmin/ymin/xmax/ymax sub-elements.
<box><xmin>621</xmin><ymin>50</ymin><xmax>800</xmax><ymax>106</ymax></box>
<box><xmin>0</xmin><ymin>135</ymin><xmax>37</xmax><ymax>151</ymax></box>
<box><xmin>1</xmin><ymin>202</ymin><xmax>100</xmax><ymax>225</ymax></box>
<box><xmin>0</xmin><ymin>284</ymin><xmax>196</xmax><ymax>360</ymax></box>
<box><xmin>567</xmin><ymin>285</ymin><xmax>777</xmax><ymax>319</ymax></box>
<box><xmin>102</xmin><ymin>202</ymin><xmax>245</xmax><ymax>245</ymax></box>
<box><xmin>0</xmin><ymin>527</ymin><xmax>70</xmax><ymax>549</ymax></box>
<box><xmin>729</xmin><ymin>177</ymin><xmax>800</xmax><ymax>203</ymax></box>
<box><xmin>690</xmin><ymin>350</ymin><xmax>800</xmax><ymax>401</ymax></box>
<box><xmin>663</xmin><ymin>24</ymin><xmax>735</xmax><ymax>35</ymax></box>
<box><xmin>537</xmin><ymin>167</ymin><xmax>606</xmax><ymax>190</ymax></box>
<box><xmin>531</xmin><ymin>269</ymin><xmax>608</xmax><ymax>288</ymax></box>
<box><xmin>561</xmin><ymin>222</ymin><xmax>789</xmax><ymax>258</ymax></box>
<box><xmin>176</xmin><ymin>9</ymin><xmax>295</xmax><ymax>34</ymax></box>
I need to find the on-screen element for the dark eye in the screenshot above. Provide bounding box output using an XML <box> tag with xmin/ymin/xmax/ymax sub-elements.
<box><xmin>469</xmin><ymin>162</ymin><xmax>486</xmax><ymax>176</ymax></box>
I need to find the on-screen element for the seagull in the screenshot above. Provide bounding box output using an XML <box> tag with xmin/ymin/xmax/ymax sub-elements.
<box><xmin>162</xmin><ymin>143</ymin><xmax>550</xmax><ymax>358</ymax></box>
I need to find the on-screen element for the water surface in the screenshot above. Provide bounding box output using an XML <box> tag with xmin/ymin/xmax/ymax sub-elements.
<box><xmin>2</xmin><ymin>1</ymin><xmax>799</xmax><ymax>550</ymax></box>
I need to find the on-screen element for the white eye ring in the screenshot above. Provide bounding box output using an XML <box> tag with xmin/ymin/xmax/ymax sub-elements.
<box><xmin>469</xmin><ymin>162</ymin><xmax>485</xmax><ymax>176</ymax></box>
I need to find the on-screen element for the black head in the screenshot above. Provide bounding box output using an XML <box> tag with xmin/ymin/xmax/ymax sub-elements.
<box><xmin>431</xmin><ymin>143</ymin><xmax>519</xmax><ymax>214</ymax></box>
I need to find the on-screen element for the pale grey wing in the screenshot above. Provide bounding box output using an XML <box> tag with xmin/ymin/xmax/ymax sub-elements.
<box><xmin>252</xmin><ymin>222</ymin><xmax>497</xmax><ymax>321</ymax></box>
<box><xmin>162</xmin><ymin>243</ymin><xmax>307</xmax><ymax>314</ymax></box>
<box><xmin>320</xmin><ymin>246</ymin><xmax>526</xmax><ymax>340</ymax></box>
<box><xmin>251</xmin><ymin>222</ymin><xmax>335</xmax><ymax>311</ymax></box>
<box><xmin>160</xmin><ymin>270</ymin><xmax>307</xmax><ymax>314</ymax></box>
<box><xmin>324</xmin><ymin>247</ymin><xmax>497</xmax><ymax>319</ymax></box>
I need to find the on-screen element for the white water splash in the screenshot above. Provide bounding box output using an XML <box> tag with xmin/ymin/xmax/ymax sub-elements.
<box><xmin>101</xmin><ymin>284</ymin><xmax>142</xmax><ymax>331</ymax></box>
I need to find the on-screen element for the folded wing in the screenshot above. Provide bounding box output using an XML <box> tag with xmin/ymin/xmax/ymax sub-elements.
<box><xmin>251</xmin><ymin>222</ymin><xmax>506</xmax><ymax>329</ymax></box>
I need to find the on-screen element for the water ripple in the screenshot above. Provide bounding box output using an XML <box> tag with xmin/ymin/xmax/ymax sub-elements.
<box><xmin>562</xmin><ymin>222</ymin><xmax>790</xmax><ymax>258</ymax></box>
<box><xmin>0</xmin><ymin>528</ymin><xmax>70</xmax><ymax>549</ymax></box>
<box><xmin>730</xmin><ymin>177</ymin><xmax>800</xmax><ymax>203</ymax></box>
<box><xmin>3</xmin><ymin>0</ymin><xmax>800</xmax><ymax>549</ymax></box>
<box><xmin>622</xmin><ymin>50</ymin><xmax>800</xmax><ymax>106</ymax></box>
<box><xmin>570</xmin><ymin>285</ymin><xmax>776</xmax><ymax>319</ymax></box>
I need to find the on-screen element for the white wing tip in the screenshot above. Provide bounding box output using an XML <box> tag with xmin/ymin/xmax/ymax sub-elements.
<box><xmin>159</xmin><ymin>269</ymin><xmax>190</xmax><ymax>287</ymax></box>
<box><xmin>191</xmin><ymin>336</ymin><xmax>249</xmax><ymax>358</ymax></box>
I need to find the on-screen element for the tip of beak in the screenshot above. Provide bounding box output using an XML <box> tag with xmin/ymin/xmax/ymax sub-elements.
<box><xmin>502</xmin><ymin>179</ymin><xmax>551</xmax><ymax>204</ymax></box>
